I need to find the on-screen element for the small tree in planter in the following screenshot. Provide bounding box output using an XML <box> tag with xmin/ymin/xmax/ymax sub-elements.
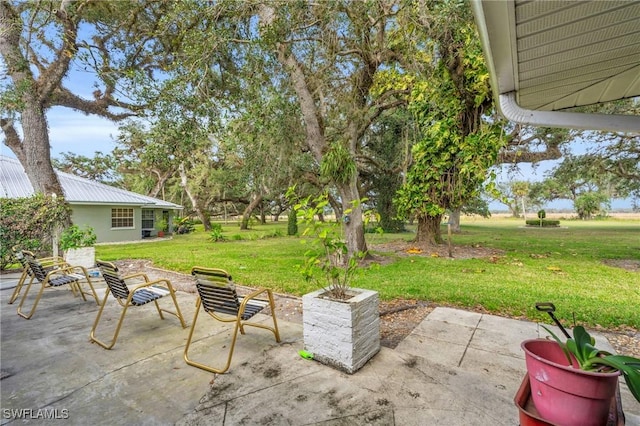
<box><xmin>289</xmin><ymin>188</ymin><xmax>382</xmax><ymax>374</ymax></box>
<box><xmin>60</xmin><ymin>225</ymin><xmax>97</xmax><ymax>268</ymax></box>
<box><xmin>156</xmin><ymin>218</ymin><xmax>168</xmax><ymax>237</ymax></box>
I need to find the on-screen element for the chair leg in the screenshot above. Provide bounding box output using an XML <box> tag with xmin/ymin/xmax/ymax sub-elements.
<box><xmin>266</xmin><ymin>292</ymin><xmax>281</xmax><ymax>343</ymax></box>
<box><xmin>183</xmin><ymin>300</ymin><xmax>240</xmax><ymax>374</ymax></box>
<box><xmin>153</xmin><ymin>286</ymin><xmax>187</xmax><ymax>328</ymax></box>
<box><xmin>8</xmin><ymin>271</ymin><xmax>32</xmax><ymax>304</ymax></box>
<box><xmin>238</xmin><ymin>294</ymin><xmax>282</xmax><ymax>343</ymax></box>
<box><xmin>75</xmin><ymin>273</ymin><xmax>100</xmax><ymax>305</ymax></box>
<box><xmin>17</xmin><ymin>279</ymin><xmax>46</xmax><ymax>319</ymax></box>
<box><xmin>184</xmin><ymin>300</ymin><xmax>206</xmax><ymax>369</ymax></box>
<box><xmin>168</xmin><ymin>287</ymin><xmax>187</xmax><ymax>328</ymax></box>
<box><xmin>153</xmin><ymin>300</ymin><xmax>165</xmax><ymax>320</ymax></box>
<box><xmin>83</xmin><ymin>276</ymin><xmax>100</xmax><ymax>305</ymax></box>
<box><xmin>90</xmin><ymin>291</ymin><xmax>130</xmax><ymax>350</ymax></box>
<box><xmin>68</xmin><ymin>280</ymin><xmax>89</xmax><ymax>299</ymax></box>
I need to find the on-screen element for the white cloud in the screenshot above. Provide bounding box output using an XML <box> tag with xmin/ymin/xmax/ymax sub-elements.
<box><xmin>47</xmin><ymin>107</ymin><xmax>120</xmax><ymax>157</ymax></box>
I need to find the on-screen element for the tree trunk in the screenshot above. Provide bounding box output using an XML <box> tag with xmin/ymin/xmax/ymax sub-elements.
<box><xmin>509</xmin><ymin>202</ymin><xmax>519</xmax><ymax>218</ymax></box>
<box><xmin>257</xmin><ymin>4</ymin><xmax>367</xmax><ymax>257</ymax></box>
<box><xmin>178</xmin><ymin>162</ymin><xmax>211</xmax><ymax>231</ymax></box>
<box><xmin>240</xmin><ymin>193</ymin><xmax>263</xmax><ymax>230</ymax></box>
<box><xmin>259</xmin><ymin>203</ymin><xmax>266</xmax><ymax>224</ymax></box>
<box><xmin>449</xmin><ymin>209</ymin><xmax>461</xmax><ymax>233</ymax></box>
<box><xmin>337</xmin><ymin>177</ymin><xmax>368</xmax><ymax>257</ymax></box>
<box><xmin>1</xmin><ymin>1</ymin><xmax>72</xmax><ymax>199</ymax></box>
<box><xmin>327</xmin><ymin>194</ymin><xmax>343</xmax><ymax>220</ymax></box>
<box><xmin>17</xmin><ymin>104</ymin><xmax>66</xmax><ymax>197</ymax></box>
<box><xmin>415</xmin><ymin>213</ymin><xmax>444</xmax><ymax>247</ymax></box>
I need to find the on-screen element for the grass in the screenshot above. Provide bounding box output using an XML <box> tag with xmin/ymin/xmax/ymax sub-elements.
<box><xmin>95</xmin><ymin>217</ymin><xmax>640</xmax><ymax>330</ymax></box>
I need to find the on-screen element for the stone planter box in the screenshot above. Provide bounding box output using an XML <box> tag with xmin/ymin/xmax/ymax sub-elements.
<box><xmin>302</xmin><ymin>288</ymin><xmax>380</xmax><ymax>374</ymax></box>
<box><xmin>64</xmin><ymin>247</ymin><xmax>96</xmax><ymax>269</ymax></box>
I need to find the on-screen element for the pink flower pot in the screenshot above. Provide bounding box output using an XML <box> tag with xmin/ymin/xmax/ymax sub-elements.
<box><xmin>522</xmin><ymin>339</ymin><xmax>620</xmax><ymax>426</ymax></box>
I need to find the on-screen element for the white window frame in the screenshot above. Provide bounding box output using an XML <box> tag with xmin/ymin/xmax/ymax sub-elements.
<box><xmin>111</xmin><ymin>208</ymin><xmax>135</xmax><ymax>229</ymax></box>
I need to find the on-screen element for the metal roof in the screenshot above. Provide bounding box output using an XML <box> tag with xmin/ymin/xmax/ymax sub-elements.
<box><xmin>471</xmin><ymin>0</ymin><xmax>640</xmax><ymax>132</ymax></box>
<box><xmin>0</xmin><ymin>156</ymin><xmax>182</xmax><ymax>209</ymax></box>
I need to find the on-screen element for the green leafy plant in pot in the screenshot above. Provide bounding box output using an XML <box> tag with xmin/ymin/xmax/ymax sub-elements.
<box><xmin>59</xmin><ymin>225</ymin><xmax>97</xmax><ymax>269</ymax></box>
<box><xmin>543</xmin><ymin>325</ymin><xmax>640</xmax><ymax>400</ymax></box>
<box><xmin>156</xmin><ymin>218</ymin><xmax>168</xmax><ymax>237</ymax></box>
<box><xmin>287</xmin><ymin>187</ymin><xmax>382</xmax><ymax>374</ymax></box>
<box><xmin>59</xmin><ymin>225</ymin><xmax>97</xmax><ymax>250</ymax></box>
<box><xmin>522</xmin><ymin>324</ymin><xmax>640</xmax><ymax>426</ymax></box>
<box><xmin>290</xmin><ymin>189</ymin><xmax>379</xmax><ymax>300</ymax></box>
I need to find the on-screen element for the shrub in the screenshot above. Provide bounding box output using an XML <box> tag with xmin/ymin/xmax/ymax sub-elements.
<box><xmin>209</xmin><ymin>223</ymin><xmax>226</xmax><ymax>242</ymax></box>
<box><xmin>176</xmin><ymin>217</ymin><xmax>195</xmax><ymax>234</ymax></box>
<box><xmin>0</xmin><ymin>194</ymin><xmax>70</xmax><ymax>269</ymax></box>
<box><xmin>156</xmin><ymin>218</ymin><xmax>168</xmax><ymax>233</ymax></box>
<box><xmin>525</xmin><ymin>219</ymin><xmax>560</xmax><ymax>227</ymax></box>
<box><xmin>269</xmin><ymin>229</ymin><xmax>284</xmax><ymax>238</ymax></box>
<box><xmin>287</xmin><ymin>210</ymin><xmax>298</xmax><ymax>236</ymax></box>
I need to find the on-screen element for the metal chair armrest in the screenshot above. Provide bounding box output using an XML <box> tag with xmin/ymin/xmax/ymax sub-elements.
<box><xmin>122</xmin><ymin>272</ymin><xmax>151</xmax><ymax>283</ymax></box>
<box><xmin>38</xmin><ymin>256</ymin><xmax>66</xmax><ymax>264</ymax></box>
<box><xmin>39</xmin><ymin>259</ymin><xmax>71</xmax><ymax>269</ymax></box>
<box><xmin>52</xmin><ymin>265</ymin><xmax>89</xmax><ymax>276</ymax></box>
<box><xmin>239</xmin><ymin>288</ymin><xmax>273</xmax><ymax>313</ymax></box>
<box><xmin>128</xmin><ymin>278</ymin><xmax>172</xmax><ymax>293</ymax></box>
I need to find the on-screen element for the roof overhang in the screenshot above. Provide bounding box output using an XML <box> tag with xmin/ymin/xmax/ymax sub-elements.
<box><xmin>471</xmin><ymin>0</ymin><xmax>640</xmax><ymax>133</ymax></box>
<box><xmin>68</xmin><ymin>201</ymin><xmax>183</xmax><ymax>210</ymax></box>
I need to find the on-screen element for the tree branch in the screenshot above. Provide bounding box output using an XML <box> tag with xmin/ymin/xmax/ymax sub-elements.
<box><xmin>36</xmin><ymin>1</ymin><xmax>81</xmax><ymax>102</ymax></box>
<box><xmin>359</xmin><ymin>97</ymin><xmax>408</xmax><ymax>139</ymax></box>
<box><xmin>497</xmin><ymin>145</ymin><xmax>562</xmax><ymax>164</ymax></box>
<box><xmin>49</xmin><ymin>87</ymin><xmax>139</xmax><ymax>121</ymax></box>
<box><xmin>0</xmin><ymin>118</ymin><xmax>25</xmax><ymax>162</ymax></box>
<box><xmin>0</xmin><ymin>1</ymin><xmax>34</xmax><ymax>85</ymax></box>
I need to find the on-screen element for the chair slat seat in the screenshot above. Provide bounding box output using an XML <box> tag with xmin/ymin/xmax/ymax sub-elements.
<box><xmin>130</xmin><ymin>289</ymin><xmax>164</xmax><ymax>306</ymax></box>
<box><xmin>49</xmin><ymin>274</ymin><xmax>80</xmax><ymax>287</ymax></box>
<box><xmin>90</xmin><ymin>260</ymin><xmax>187</xmax><ymax>349</ymax></box>
<box><xmin>184</xmin><ymin>266</ymin><xmax>281</xmax><ymax>374</ymax></box>
<box><xmin>17</xmin><ymin>252</ymin><xmax>100</xmax><ymax>319</ymax></box>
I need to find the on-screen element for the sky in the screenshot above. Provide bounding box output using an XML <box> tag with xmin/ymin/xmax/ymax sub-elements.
<box><xmin>0</xmin><ymin>107</ymin><xmax>119</xmax><ymax>157</ymax></box>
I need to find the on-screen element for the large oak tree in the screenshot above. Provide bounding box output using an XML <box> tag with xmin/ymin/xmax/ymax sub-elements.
<box><xmin>395</xmin><ymin>0</ymin><xmax>500</xmax><ymax>246</ymax></box>
<box><xmin>1</xmin><ymin>0</ymin><xmax>174</xmax><ymax>195</ymax></box>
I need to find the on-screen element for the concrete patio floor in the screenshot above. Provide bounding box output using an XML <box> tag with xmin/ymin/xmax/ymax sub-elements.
<box><xmin>1</xmin><ymin>272</ymin><xmax>638</xmax><ymax>425</ymax></box>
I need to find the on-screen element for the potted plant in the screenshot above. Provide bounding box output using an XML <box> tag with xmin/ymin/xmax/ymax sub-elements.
<box><xmin>522</xmin><ymin>325</ymin><xmax>640</xmax><ymax>426</ymax></box>
<box><xmin>156</xmin><ymin>218</ymin><xmax>168</xmax><ymax>237</ymax></box>
<box><xmin>60</xmin><ymin>224</ymin><xmax>97</xmax><ymax>268</ymax></box>
<box><xmin>290</xmin><ymin>189</ymin><xmax>381</xmax><ymax>374</ymax></box>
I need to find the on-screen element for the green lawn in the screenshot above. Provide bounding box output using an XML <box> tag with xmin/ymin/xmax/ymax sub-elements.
<box><xmin>95</xmin><ymin>217</ymin><xmax>640</xmax><ymax>330</ymax></box>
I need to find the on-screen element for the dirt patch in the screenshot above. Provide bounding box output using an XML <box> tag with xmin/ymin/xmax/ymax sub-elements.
<box><xmin>378</xmin><ymin>299</ymin><xmax>434</xmax><ymax>348</ymax></box>
<box><xmin>370</xmin><ymin>240</ymin><xmax>503</xmax><ymax>261</ymax></box>
<box><xmin>602</xmin><ymin>258</ymin><xmax>640</xmax><ymax>272</ymax></box>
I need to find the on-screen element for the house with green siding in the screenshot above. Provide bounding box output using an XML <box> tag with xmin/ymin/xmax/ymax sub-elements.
<box><xmin>0</xmin><ymin>156</ymin><xmax>182</xmax><ymax>243</ymax></box>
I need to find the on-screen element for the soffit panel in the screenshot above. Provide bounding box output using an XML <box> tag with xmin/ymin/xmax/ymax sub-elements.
<box><xmin>521</xmin><ymin>59</ymin><xmax>633</xmax><ymax>93</ymax></box>
<box><xmin>511</xmin><ymin>0</ymin><xmax>640</xmax><ymax>110</ymax></box>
